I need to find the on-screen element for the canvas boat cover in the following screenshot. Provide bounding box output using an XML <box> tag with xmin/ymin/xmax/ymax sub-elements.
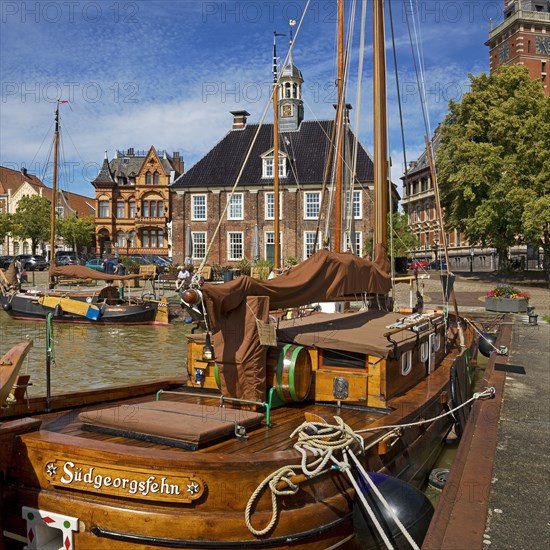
<box><xmin>202</xmin><ymin>246</ymin><xmax>391</xmax><ymax>329</ymax></box>
<box><xmin>199</xmin><ymin>248</ymin><xmax>391</xmax><ymax>402</ymax></box>
<box><xmin>49</xmin><ymin>265</ymin><xmax>141</xmax><ymax>281</ymax></box>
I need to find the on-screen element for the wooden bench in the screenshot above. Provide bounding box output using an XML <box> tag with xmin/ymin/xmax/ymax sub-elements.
<box><xmin>158</xmin><ymin>274</ymin><xmax>178</xmax><ymax>290</ymax></box>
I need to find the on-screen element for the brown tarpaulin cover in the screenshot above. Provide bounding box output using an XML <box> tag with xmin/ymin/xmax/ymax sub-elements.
<box><xmin>49</xmin><ymin>265</ymin><xmax>141</xmax><ymax>281</ymax></box>
<box><xmin>277</xmin><ymin>310</ymin><xmax>418</xmax><ymax>358</ymax></box>
<box><xmin>202</xmin><ymin>247</ymin><xmax>391</xmax><ymax>330</ymax></box>
<box><xmin>213</xmin><ymin>296</ymin><xmax>269</xmax><ymax>403</ymax></box>
<box><xmin>200</xmin><ymin>248</ymin><xmax>391</xmax><ymax>400</ymax></box>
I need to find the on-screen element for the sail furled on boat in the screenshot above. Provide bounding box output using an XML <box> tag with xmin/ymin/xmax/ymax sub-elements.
<box><xmin>202</xmin><ymin>247</ymin><xmax>391</xmax><ymax>329</ymax></box>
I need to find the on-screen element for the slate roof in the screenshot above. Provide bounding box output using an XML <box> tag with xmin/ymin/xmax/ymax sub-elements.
<box><xmin>405</xmin><ymin>130</ymin><xmax>441</xmax><ymax>178</ymax></box>
<box><xmin>172</xmin><ymin>120</ymin><xmax>374</xmax><ymax>189</ymax></box>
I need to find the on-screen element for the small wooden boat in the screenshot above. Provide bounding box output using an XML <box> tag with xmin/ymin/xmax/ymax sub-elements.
<box><xmin>0</xmin><ymin>265</ymin><xmax>169</xmax><ymax>325</ymax></box>
<box><xmin>0</xmin><ymin>340</ymin><xmax>33</xmax><ymax>407</ymax></box>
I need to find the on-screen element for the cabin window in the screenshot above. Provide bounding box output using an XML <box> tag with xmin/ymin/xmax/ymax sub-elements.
<box><xmin>192</xmin><ymin>232</ymin><xmax>207</xmax><ymax>259</ymax></box>
<box><xmin>322</xmin><ymin>349</ymin><xmax>366</xmax><ymax>369</ymax></box>
<box><xmin>192</xmin><ymin>194</ymin><xmax>207</xmax><ymax>221</ymax></box>
<box><xmin>265</xmin><ymin>192</ymin><xmax>283</xmax><ymax>219</ymax></box>
<box><xmin>304</xmin><ymin>192</ymin><xmax>321</xmax><ymax>219</ymax></box>
<box><xmin>98</xmin><ymin>201</ymin><xmax>109</xmax><ymax>218</ymax></box>
<box><xmin>304</xmin><ymin>231</ymin><xmax>322</xmax><ymax>259</ymax></box>
<box><xmin>420</xmin><ymin>341</ymin><xmax>429</xmax><ymax>362</ymax></box>
<box><xmin>401</xmin><ymin>350</ymin><xmax>412</xmax><ymax>375</ymax></box>
<box><xmin>432</xmin><ymin>332</ymin><xmax>442</xmax><ymax>353</ymax></box>
<box><xmin>228</xmin><ymin>232</ymin><xmax>244</xmax><ymax>260</ymax></box>
<box><xmin>228</xmin><ymin>193</ymin><xmax>243</xmax><ymax>220</ymax></box>
<box><xmin>116</xmin><ymin>202</ymin><xmax>125</xmax><ymax>218</ymax></box>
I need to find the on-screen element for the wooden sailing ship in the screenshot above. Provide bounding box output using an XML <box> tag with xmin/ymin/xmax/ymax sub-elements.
<box><xmin>1</xmin><ymin>2</ymin><xmax>479</xmax><ymax>548</ymax></box>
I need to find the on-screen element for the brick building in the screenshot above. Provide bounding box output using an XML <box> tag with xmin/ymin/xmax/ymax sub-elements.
<box><xmin>487</xmin><ymin>0</ymin><xmax>550</xmax><ymax>96</ymax></box>
<box><xmin>91</xmin><ymin>147</ymin><xmax>183</xmax><ymax>258</ymax></box>
<box><xmin>170</xmin><ymin>58</ymin><xmax>391</xmax><ymax>268</ymax></box>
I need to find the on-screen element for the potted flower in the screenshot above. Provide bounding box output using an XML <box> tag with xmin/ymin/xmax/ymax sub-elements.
<box><xmin>485</xmin><ymin>285</ymin><xmax>530</xmax><ymax>313</ymax></box>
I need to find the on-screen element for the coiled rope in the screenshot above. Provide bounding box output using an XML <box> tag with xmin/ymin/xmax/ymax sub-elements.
<box><xmin>244</xmin><ymin>388</ymin><xmax>495</xmax><ymax>539</ymax></box>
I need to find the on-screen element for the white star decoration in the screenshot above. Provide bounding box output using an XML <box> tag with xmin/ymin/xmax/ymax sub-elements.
<box><xmin>186</xmin><ymin>481</ymin><xmax>200</xmax><ymax>495</ymax></box>
<box><xmin>46</xmin><ymin>463</ymin><xmax>57</xmax><ymax>477</ymax></box>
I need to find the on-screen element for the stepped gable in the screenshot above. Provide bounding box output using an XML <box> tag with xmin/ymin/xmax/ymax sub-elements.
<box><xmin>172</xmin><ymin>120</ymin><xmax>374</xmax><ymax>188</ymax></box>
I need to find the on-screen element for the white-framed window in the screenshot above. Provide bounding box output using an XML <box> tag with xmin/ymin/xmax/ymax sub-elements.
<box><xmin>265</xmin><ymin>192</ymin><xmax>283</xmax><ymax>220</ymax></box>
<box><xmin>304</xmin><ymin>231</ymin><xmax>322</xmax><ymax>259</ymax></box>
<box><xmin>304</xmin><ymin>192</ymin><xmax>321</xmax><ymax>219</ymax></box>
<box><xmin>401</xmin><ymin>350</ymin><xmax>412</xmax><ymax>375</ymax></box>
<box><xmin>262</xmin><ymin>156</ymin><xmax>287</xmax><ymax>178</ymax></box>
<box><xmin>116</xmin><ymin>231</ymin><xmax>125</xmax><ymax>247</ymax></box>
<box><xmin>228</xmin><ymin>193</ymin><xmax>243</xmax><ymax>220</ymax></box>
<box><xmin>353</xmin><ymin>190</ymin><xmax>362</xmax><ymax>219</ymax></box>
<box><xmin>192</xmin><ymin>232</ymin><xmax>207</xmax><ymax>260</ymax></box>
<box><xmin>228</xmin><ymin>232</ymin><xmax>244</xmax><ymax>261</ymax></box>
<box><xmin>192</xmin><ymin>194</ymin><xmax>207</xmax><ymax>221</ymax></box>
<box><xmin>344</xmin><ymin>231</ymin><xmax>362</xmax><ymax>255</ymax></box>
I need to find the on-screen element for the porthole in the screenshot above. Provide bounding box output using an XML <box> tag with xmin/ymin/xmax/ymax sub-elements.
<box><xmin>433</xmin><ymin>332</ymin><xmax>442</xmax><ymax>352</ymax></box>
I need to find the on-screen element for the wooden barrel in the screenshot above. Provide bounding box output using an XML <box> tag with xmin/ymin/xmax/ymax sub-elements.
<box><xmin>266</xmin><ymin>344</ymin><xmax>312</xmax><ymax>402</ymax></box>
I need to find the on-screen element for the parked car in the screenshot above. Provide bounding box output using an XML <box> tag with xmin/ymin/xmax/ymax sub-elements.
<box><xmin>0</xmin><ymin>255</ymin><xmax>14</xmax><ymax>269</ymax></box>
<box><xmin>16</xmin><ymin>255</ymin><xmax>49</xmax><ymax>271</ymax></box>
<box><xmin>85</xmin><ymin>258</ymin><xmax>104</xmax><ymax>271</ymax></box>
<box><xmin>56</xmin><ymin>255</ymin><xmax>80</xmax><ymax>266</ymax></box>
<box><xmin>408</xmin><ymin>259</ymin><xmax>429</xmax><ymax>270</ymax></box>
<box><xmin>429</xmin><ymin>259</ymin><xmax>448</xmax><ymax>271</ymax></box>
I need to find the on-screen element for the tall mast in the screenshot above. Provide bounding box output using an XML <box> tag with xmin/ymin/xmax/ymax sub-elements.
<box><xmin>272</xmin><ymin>32</ymin><xmax>283</xmax><ymax>271</ymax></box>
<box><xmin>373</xmin><ymin>0</ymin><xmax>388</xmax><ymax>259</ymax></box>
<box><xmin>50</xmin><ymin>103</ymin><xmax>60</xmax><ymax>267</ymax></box>
<box><xmin>334</xmin><ymin>0</ymin><xmax>345</xmax><ymax>253</ymax></box>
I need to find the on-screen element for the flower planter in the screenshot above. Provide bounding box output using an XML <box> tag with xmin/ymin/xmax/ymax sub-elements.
<box><xmin>485</xmin><ymin>296</ymin><xmax>528</xmax><ymax>313</ymax></box>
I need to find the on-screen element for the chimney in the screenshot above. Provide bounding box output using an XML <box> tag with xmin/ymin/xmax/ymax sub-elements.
<box><xmin>230</xmin><ymin>110</ymin><xmax>251</xmax><ymax>130</ymax></box>
<box><xmin>172</xmin><ymin>151</ymin><xmax>184</xmax><ymax>175</ymax></box>
<box><xmin>127</xmin><ymin>147</ymin><xmax>134</xmax><ymax>156</ymax></box>
<box><xmin>21</xmin><ymin>167</ymin><xmax>28</xmax><ymax>176</ymax></box>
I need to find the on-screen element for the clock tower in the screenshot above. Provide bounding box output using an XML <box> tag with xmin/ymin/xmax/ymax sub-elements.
<box><xmin>486</xmin><ymin>0</ymin><xmax>550</xmax><ymax>96</ymax></box>
<box><xmin>278</xmin><ymin>57</ymin><xmax>304</xmax><ymax>132</ymax></box>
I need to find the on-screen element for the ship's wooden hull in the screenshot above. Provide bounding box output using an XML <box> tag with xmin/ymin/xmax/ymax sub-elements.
<box><xmin>1</xmin><ymin>318</ymin><xmax>476</xmax><ymax>549</ymax></box>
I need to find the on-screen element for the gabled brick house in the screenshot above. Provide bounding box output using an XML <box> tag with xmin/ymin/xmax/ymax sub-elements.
<box><xmin>170</xmin><ymin>59</ymin><xmax>389</xmax><ymax>268</ymax></box>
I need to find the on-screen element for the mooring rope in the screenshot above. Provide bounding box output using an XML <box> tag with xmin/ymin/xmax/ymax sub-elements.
<box><xmin>244</xmin><ymin>388</ymin><xmax>496</xmax><ymax>539</ymax></box>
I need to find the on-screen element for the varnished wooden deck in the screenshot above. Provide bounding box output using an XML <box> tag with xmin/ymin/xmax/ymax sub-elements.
<box><xmin>36</xmin><ymin>390</ymin><xmax>388</xmax><ymax>456</ymax></box>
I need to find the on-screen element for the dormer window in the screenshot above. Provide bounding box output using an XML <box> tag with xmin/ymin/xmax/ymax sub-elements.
<box><xmin>262</xmin><ymin>155</ymin><xmax>287</xmax><ymax>178</ymax></box>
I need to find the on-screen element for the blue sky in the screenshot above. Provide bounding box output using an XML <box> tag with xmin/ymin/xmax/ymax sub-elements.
<box><xmin>0</xmin><ymin>0</ymin><xmax>501</xmax><ymax>198</ymax></box>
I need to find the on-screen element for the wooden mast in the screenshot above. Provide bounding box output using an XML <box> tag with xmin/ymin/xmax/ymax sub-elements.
<box><xmin>273</xmin><ymin>32</ymin><xmax>281</xmax><ymax>271</ymax></box>
<box><xmin>49</xmin><ymin>103</ymin><xmax>60</xmax><ymax>285</ymax></box>
<box><xmin>334</xmin><ymin>0</ymin><xmax>345</xmax><ymax>253</ymax></box>
<box><xmin>373</xmin><ymin>0</ymin><xmax>389</xmax><ymax>259</ymax></box>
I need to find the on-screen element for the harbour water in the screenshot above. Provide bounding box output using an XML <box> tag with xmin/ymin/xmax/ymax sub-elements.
<box><xmin>0</xmin><ymin>313</ymin><xmax>191</xmax><ymax>397</ymax></box>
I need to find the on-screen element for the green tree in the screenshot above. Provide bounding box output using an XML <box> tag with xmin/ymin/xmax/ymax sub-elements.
<box><xmin>389</xmin><ymin>211</ymin><xmax>419</xmax><ymax>258</ymax></box>
<box><xmin>0</xmin><ymin>212</ymin><xmax>13</xmax><ymax>248</ymax></box>
<box><xmin>10</xmin><ymin>195</ymin><xmax>51</xmax><ymax>254</ymax></box>
<box><xmin>56</xmin><ymin>215</ymin><xmax>95</xmax><ymax>254</ymax></box>
<box><xmin>437</xmin><ymin>65</ymin><xmax>550</xmax><ymax>277</ymax></box>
